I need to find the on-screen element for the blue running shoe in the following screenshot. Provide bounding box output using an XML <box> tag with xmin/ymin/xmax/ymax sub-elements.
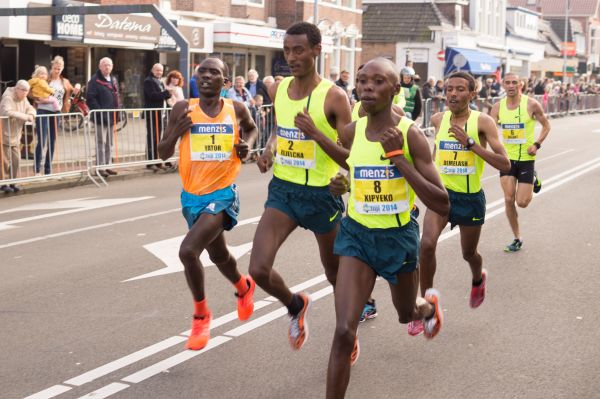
<box><xmin>504</xmin><ymin>238</ymin><xmax>523</xmax><ymax>253</ymax></box>
<box><xmin>359</xmin><ymin>300</ymin><xmax>378</xmax><ymax>323</ymax></box>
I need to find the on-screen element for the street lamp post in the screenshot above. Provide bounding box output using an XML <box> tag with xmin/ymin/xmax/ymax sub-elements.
<box><xmin>562</xmin><ymin>0</ymin><xmax>570</xmax><ymax>82</ymax></box>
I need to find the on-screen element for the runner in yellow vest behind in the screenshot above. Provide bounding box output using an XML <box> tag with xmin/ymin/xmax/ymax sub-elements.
<box><xmin>250</xmin><ymin>22</ymin><xmax>352</xmax><ymax>352</ymax></box>
<box><xmin>410</xmin><ymin>72</ymin><xmax>511</xmax><ymax>336</ymax></box>
<box><xmin>326</xmin><ymin>57</ymin><xmax>449</xmax><ymax>398</ymax></box>
<box><xmin>490</xmin><ymin>72</ymin><xmax>551</xmax><ymax>252</ymax></box>
<box><xmin>158</xmin><ymin>58</ymin><xmax>258</xmax><ymax>350</ymax></box>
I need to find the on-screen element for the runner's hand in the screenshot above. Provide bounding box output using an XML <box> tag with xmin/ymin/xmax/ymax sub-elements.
<box><xmin>380</xmin><ymin>126</ymin><xmax>404</xmax><ymax>153</ymax></box>
<box><xmin>329</xmin><ymin>173</ymin><xmax>349</xmax><ymax>196</ymax></box>
<box><xmin>448</xmin><ymin>124</ymin><xmax>468</xmax><ymax>146</ymax></box>
<box><xmin>527</xmin><ymin>144</ymin><xmax>538</xmax><ymax>156</ymax></box>
<box><xmin>170</xmin><ymin>106</ymin><xmax>193</xmax><ymax>138</ymax></box>
<box><xmin>234</xmin><ymin>139</ymin><xmax>250</xmax><ymax>161</ymax></box>
<box><xmin>294</xmin><ymin>108</ymin><xmax>319</xmax><ymax>139</ymax></box>
<box><xmin>257</xmin><ymin>149</ymin><xmax>274</xmax><ymax>173</ymax></box>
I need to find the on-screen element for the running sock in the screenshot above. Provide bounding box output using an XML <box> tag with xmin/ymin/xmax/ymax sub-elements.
<box><xmin>193</xmin><ymin>299</ymin><xmax>209</xmax><ymax>318</ymax></box>
<box><xmin>234</xmin><ymin>276</ymin><xmax>248</xmax><ymax>296</ymax></box>
<box><xmin>472</xmin><ymin>278</ymin><xmax>483</xmax><ymax>287</ymax></box>
<box><xmin>287</xmin><ymin>294</ymin><xmax>304</xmax><ymax>316</ymax></box>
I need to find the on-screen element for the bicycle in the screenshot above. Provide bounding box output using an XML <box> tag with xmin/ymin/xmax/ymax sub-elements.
<box><xmin>59</xmin><ymin>86</ymin><xmax>128</xmax><ymax>132</ymax></box>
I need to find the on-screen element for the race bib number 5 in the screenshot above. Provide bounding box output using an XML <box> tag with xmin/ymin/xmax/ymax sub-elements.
<box><xmin>353</xmin><ymin>166</ymin><xmax>409</xmax><ymax>215</ymax></box>
<box><xmin>501</xmin><ymin>123</ymin><xmax>526</xmax><ymax>144</ymax></box>
<box><xmin>275</xmin><ymin>126</ymin><xmax>316</xmax><ymax>169</ymax></box>
<box><xmin>438</xmin><ymin>140</ymin><xmax>475</xmax><ymax>175</ymax></box>
<box><xmin>190</xmin><ymin>123</ymin><xmax>234</xmax><ymax>161</ymax></box>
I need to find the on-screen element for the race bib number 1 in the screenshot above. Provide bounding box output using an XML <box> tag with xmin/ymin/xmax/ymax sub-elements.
<box><xmin>353</xmin><ymin>166</ymin><xmax>409</xmax><ymax>215</ymax></box>
<box><xmin>501</xmin><ymin>123</ymin><xmax>526</xmax><ymax>144</ymax></box>
<box><xmin>190</xmin><ymin>123</ymin><xmax>234</xmax><ymax>161</ymax></box>
<box><xmin>275</xmin><ymin>126</ymin><xmax>316</xmax><ymax>169</ymax></box>
<box><xmin>438</xmin><ymin>140</ymin><xmax>475</xmax><ymax>175</ymax></box>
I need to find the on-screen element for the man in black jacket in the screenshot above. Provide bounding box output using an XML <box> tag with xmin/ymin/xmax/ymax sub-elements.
<box><xmin>87</xmin><ymin>57</ymin><xmax>120</xmax><ymax>176</ymax></box>
<box><xmin>144</xmin><ymin>63</ymin><xmax>172</xmax><ymax>169</ymax></box>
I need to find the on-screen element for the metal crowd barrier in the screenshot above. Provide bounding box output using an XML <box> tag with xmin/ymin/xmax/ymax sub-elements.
<box><xmin>3</xmin><ymin>94</ymin><xmax>600</xmax><ymax>191</ymax></box>
<box><xmin>1</xmin><ymin>112</ymin><xmax>91</xmax><ymax>188</ymax></box>
<box><xmin>86</xmin><ymin>108</ymin><xmax>174</xmax><ymax>185</ymax></box>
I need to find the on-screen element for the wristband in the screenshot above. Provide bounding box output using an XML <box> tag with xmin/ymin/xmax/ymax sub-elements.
<box><xmin>385</xmin><ymin>149</ymin><xmax>404</xmax><ymax>158</ymax></box>
<box><xmin>534</xmin><ymin>142</ymin><xmax>541</xmax><ymax>149</ymax></box>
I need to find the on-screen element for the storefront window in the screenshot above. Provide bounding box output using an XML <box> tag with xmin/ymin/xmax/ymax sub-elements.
<box><xmin>254</xmin><ymin>55</ymin><xmax>266</xmax><ymax>78</ymax></box>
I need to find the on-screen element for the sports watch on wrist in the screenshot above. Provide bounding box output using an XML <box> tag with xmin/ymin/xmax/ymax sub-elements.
<box><xmin>466</xmin><ymin>137</ymin><xmax>476</xmax><ymax>149</ymax></box>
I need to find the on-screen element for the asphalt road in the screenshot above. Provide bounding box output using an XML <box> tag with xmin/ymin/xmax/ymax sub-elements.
<box><xmin>1</xmin><ymin>113</ymin><xmax>599</xmax><ymax>399</ymax></box>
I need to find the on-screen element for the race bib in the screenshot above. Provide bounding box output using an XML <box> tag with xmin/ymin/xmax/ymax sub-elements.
<box><xmin>190</xmin><ymin>123</ymin><xmax>234</xmax><ymax>161</ymax></box>
<box><xmin>501</xmin><ymin>123</ymin><xmax>526</xmax><ymax>144</ymax></box>
<box><xmin>353</xmin><ymin>166</ymin><xmax>409</xmax><ymax>215</ymax></box>
<box><xmin>438</xmin><ymin>140</ymin><xmax>475</xmax><ymax>175</ymax></box>
<box><xmin>275</xmin><ymin>126</ymin><xmax>316</xmax><ymax>169</ymax></box>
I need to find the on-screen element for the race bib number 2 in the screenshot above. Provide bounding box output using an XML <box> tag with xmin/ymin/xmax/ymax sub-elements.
<box><xmin>353</xmin><ymin>166</ymin><xmax>409</xmax><ymax>215</ymax></box>
<box><xmin>438</xmin><ymin>140</ymin><xmax>475</xmax><ymax>175</ymax></box>
<box><xmin>502</xmin><ymin>123</ymin><xmax>526</xmax><ymax>144</ymax></box>
<box><xmin>275</xmin><ymin>126</ymin><xmax>316</xmax><ymax>169</ymax></box>
<box><xmin>190</xmin><ymin>123</ymin><xmax>234</xmax><ymax>161</ymax></box>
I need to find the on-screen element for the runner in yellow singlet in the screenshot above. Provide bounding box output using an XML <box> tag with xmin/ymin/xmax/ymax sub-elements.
<box><xmin>158</xmin><ymin>58</ymin><xmax>258</xmax><ymax>351</ymax></box>
<box><xmin>326</xmin><ymin>57</ymin><xmax>449</xmax><ymax>398</ymax></box>
<box><xmin>250</xmin><ymin>22</ymin><xmax>352</xmax><ymax>352</ymax></box>
<box><xmin>490</xmin><ymin>72</ymin><xmax>551</xmax><ymax>252</ymax></box>
<box><xmin>411</xmin><ymin>72</ymin><xmax>511</xmax><ymax>335</ymax></box>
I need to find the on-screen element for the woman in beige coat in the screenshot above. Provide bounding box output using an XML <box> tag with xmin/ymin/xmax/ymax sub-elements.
<box><xmin>1</xmin><ymin>80</ymin><xmax>36</xmax><ymax>193</ymax></box>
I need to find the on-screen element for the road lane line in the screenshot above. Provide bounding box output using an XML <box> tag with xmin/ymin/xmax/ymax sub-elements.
<box><xmin>481</xmin><ymin>149</ymin><xmax>575</xmax><ymax>182</ymax></box>
<box><xmin>63</xmin><ymin>336</ymin><xmax>187</xmax><ymax>386</ymax></box>
<box><xmin>22</xmin><ymin>156</ymin><xmax>600</xmax><ymax>398</ymax></box>
<box><xmin>121</xmin><ymin>336</ymin><xmax>231</xmax><ymax>384</ymax></box>
<box><xmin>23</xmin><ymin>385</ymin><xmax>72</xmax><ymax>399</ymax></box>
<box><xmin>76</xmin><ymin>383</ymin><xmax>129</xmax><ymax>399</ymax></box>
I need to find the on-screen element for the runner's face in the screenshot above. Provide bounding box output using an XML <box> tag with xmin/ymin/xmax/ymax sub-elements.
<box><xmin>503</xmin><ymin>75</ymin><xmax>521</xmax><ymax>97</ymax></box>
<box><xmin>445</xmin><ymin>77</ymin><xmax>475</xmax><ymax>113</ymax></box>
<box><xmin>356</xmin><ymin>63</ymin><xmax>398</xmax><ymax>114</ymax></box>
<box><xmin>283</xmin><ymin>34</ymin><xmax>319</xmax><ymax>78</ymax></box>
<box><xmin>196</xmin><ymin>59</ymin><xmax>225</xmax><ymax>97</ymax></box>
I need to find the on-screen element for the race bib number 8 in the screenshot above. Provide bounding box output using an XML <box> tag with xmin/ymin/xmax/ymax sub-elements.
<box><xmin>275</xmin><ymin>126</ymin><xmax>316</xmax><ymax>169</ymax></box>
<box><xmin>190</xmin><ymin>123</ymin><xmax>234</xmax><ymax>161</ymax></box>
<box><xmin>353</xmin><ymin>166</ymin><xmax>409</xmax><ymax>215</ymax></box>
<box><xmin>438</xmin><ymin>140</ymin><xmax>475</xmax><ymax>175</ymax></box>
<box><xmin>501</xmin><ymin>123</ymin><xmax>526</xmax><ymax>144</ymax></box>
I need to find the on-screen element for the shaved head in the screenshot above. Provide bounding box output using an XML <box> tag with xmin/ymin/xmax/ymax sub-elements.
<box><xmin>199</xmin><ymin>57</ymin><xmax>229</xmax><ymax>78</ymax></box>
<box><xmin>361</xmin><ymin>57</ymin><xmax>399</xmax><ymax>86</ymax></box>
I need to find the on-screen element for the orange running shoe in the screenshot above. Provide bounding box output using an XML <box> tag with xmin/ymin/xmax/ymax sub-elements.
<box><xmin>350</xmin><ymin>336</ymin><xmax>360</xmax><ymax>366</ymax></box>
<box><xmin>288</xmin><ymin>293</ymin><xmax>311</xmax><ymax>351</ymax></box>
<box><xmin>424</xmin><ymin>289</ymin><xmax>442</xmax><ymax>339</ymax></box>
<box><xmin>186</xmin><ymin>311</ymin><xmax>212</xmax><ymax>350</ymax></box>
<box><xmin>236</xmin><ymin>275</ymin><xmax>256</xmax><ymax>321</ymax></box>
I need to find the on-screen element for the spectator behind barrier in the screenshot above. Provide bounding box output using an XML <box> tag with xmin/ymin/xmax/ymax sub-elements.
<box><xmin>246</xmin><ymin>69</ymin><xmax>271</xmax><ymax>105</ymax></box>
<box><xmin>86</xmin><ymin>57</ymin><xmax>120</xmax><ymax>177</ymax></box>
<box><xmin>165</xmin><ymin>70</ymin><xmax>185</xmax><ymax>107</ymax></box>
<box><xmin>1</xmin><ymin>80</ymin><xmax>36</xmax><ymax>192</ymax></box>
<box><xmin>144</xmin><ymin>63</ymin><xmax>172</xmax><ymax>170</ymax></box>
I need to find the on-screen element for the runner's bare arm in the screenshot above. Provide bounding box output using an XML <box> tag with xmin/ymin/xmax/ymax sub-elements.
<box><xmin>430</xmin><ymin>112</ymin><xmax>444</xmax><ymax>159</ymax></box>
<box><xmin>233</xmin><ymin>101</ymin><xmax>259</xmax><ymax>161</ymax></box>
<box><xmin>489</xmin><ymin>101</ymin><xmax>500</xmax><ymax>124</ymax></box>
<box><xmin>461</xmin><ymin>113</ymin><xmax>510</xmax><ymax>173</ymax></box>
<box><xmin>528</xmin><ymin>98</ymin><xmax>550</xmax><ymax>155</ymax></box>
<box><xmin>159</xmin><ymin>101</ymin><xmax>193</xmax><ymax>160</ymax></box>
<box><xmin>385</xmin><ymin>125</ymin><xmax>449</xmax><ymax>216</ymax></box>
<box><xmin>293</xmin><ymin>85</ymin><xmax>352</xmax><ymax>168</ymax></box>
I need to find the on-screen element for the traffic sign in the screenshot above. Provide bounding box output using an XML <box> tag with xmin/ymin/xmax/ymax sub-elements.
<box><xmin>437</xmin><ymin>50</ymin><xmax>445</xmax><ymax>61</ymax></box>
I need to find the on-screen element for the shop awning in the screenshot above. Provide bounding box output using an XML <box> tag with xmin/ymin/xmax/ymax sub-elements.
<box><xmin>444</xmin><ymin>47</ymin><xmax>500</xmax><ymax>76</ymax></box>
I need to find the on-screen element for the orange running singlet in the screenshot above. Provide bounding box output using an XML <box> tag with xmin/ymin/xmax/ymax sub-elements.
<box><xmin>179</xmin><ymin>98</ymin><xmax>241</xmax><ymax>195</ymax></box>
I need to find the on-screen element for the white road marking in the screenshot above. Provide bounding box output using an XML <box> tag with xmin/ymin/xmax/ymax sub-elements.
<box><xmin>22</xmin><ymin>157</ymin><xmax>600</xmax><ymax>399</ymax></box>
<box><xmin>76</xmin><ymin>383</ymin><xmax>129</xmax><ymax>399</ymax></box>
<box><xmin>0</xmin><ymin>208</ymin><xmax>180</xmax><ymax>249</ymax></box>
<box><xmin>121</xmin><ymin>336</ymin><xmax>231</xmax><ymax>384</ymax></box>
<box><xmin>123</xmin><ymin>217</ymin><xmax>261</xmax><ymax>282</ymax></box>
<box><xmin>23</xmin><ymin>385</ymin><xmax>72</xmax><ymax>399</ymax></box>
<box><xmin>63</xmin><ymin>336</ymin><xmax>187</xmax><ymax>387</ymax></box>
<box><xmin>0</xmin><ymin>197</ymin><xmax>153</xmax><ymax>232</ymax></box>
